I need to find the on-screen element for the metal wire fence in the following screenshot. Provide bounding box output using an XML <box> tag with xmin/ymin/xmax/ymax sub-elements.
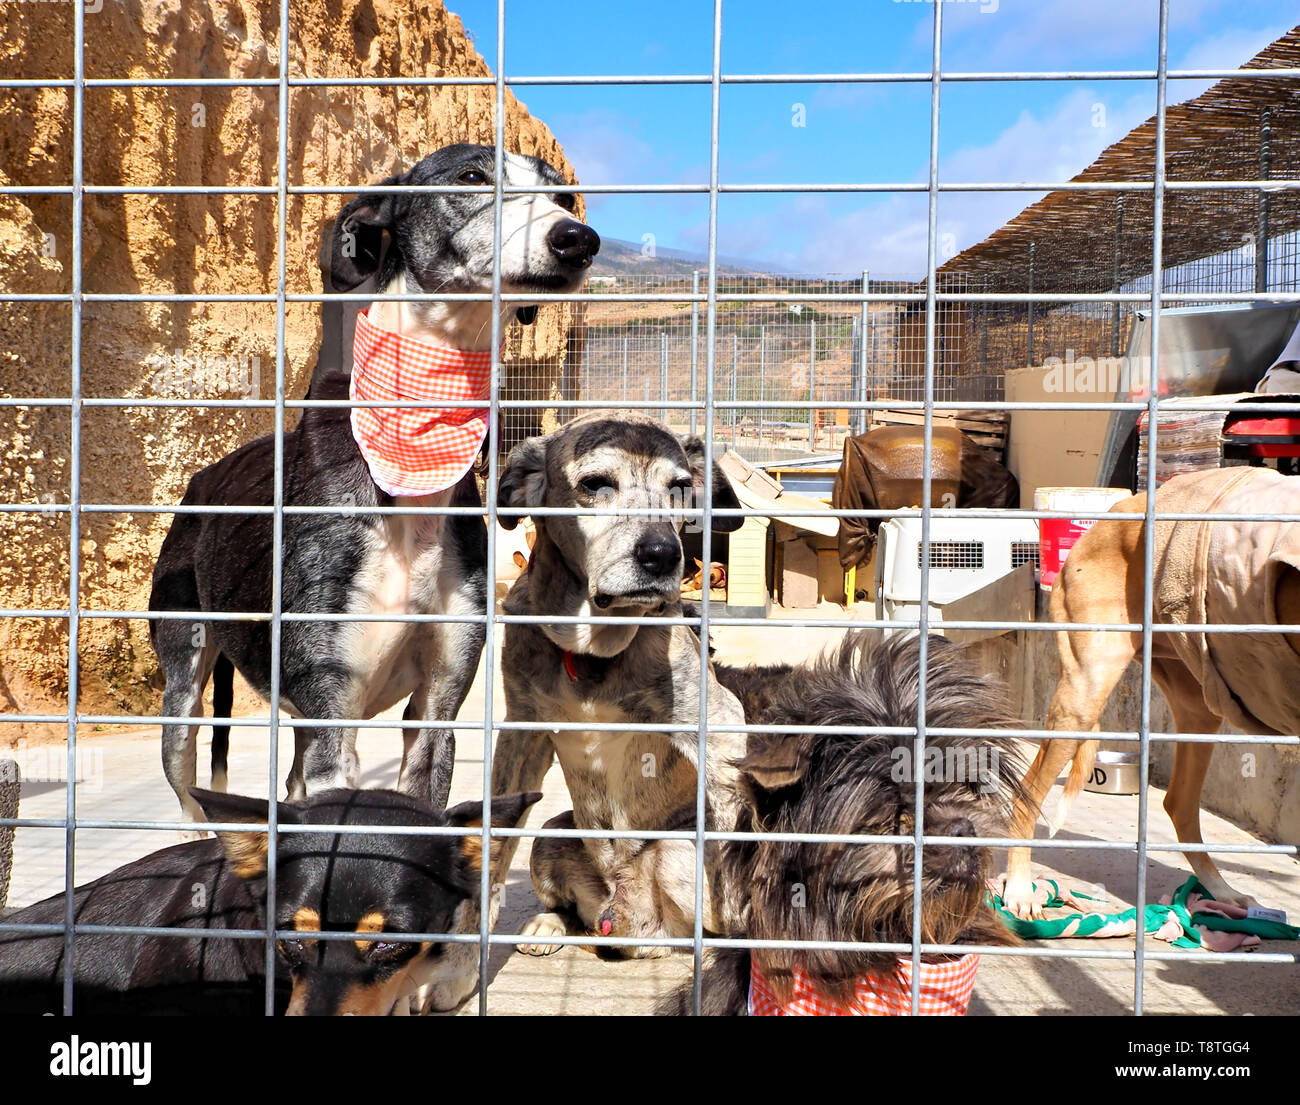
<box><xmin>555</xmin><ymin>272</ymin><xmax>1000</xmax><ymax>464</ymax></box>
<box><xmin>540</xmin><ymin>229</ymin><xmax>1300</xmax><ymax>468</ymax></box>
<box><xmin>1</xmin><ymin>0</ymin><xmax>1299</xmax><ymax>1020</ymax></box>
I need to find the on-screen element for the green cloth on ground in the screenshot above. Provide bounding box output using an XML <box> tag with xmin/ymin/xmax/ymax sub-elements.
<box><xmin>986</xmin><ymin>875</ymin><xmax>1299</xmax><ymax>948</ymax></box>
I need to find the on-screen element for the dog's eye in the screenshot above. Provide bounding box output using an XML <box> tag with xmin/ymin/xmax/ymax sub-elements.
<box><xmin>554</xmin><ymin>192</ymin><xmax>576</xmax><ymax>212</ymax></box>
<box><xmin>578</xmin><ymin>475</ymin><xmax>615</xmax><ymax>497</ymax></box>
<box><xmin>276</xmin><ymin>938</ymin><xmax>308</xmax><ymax>964</ymax></box>
<box><xmin>458</xmin><ymin>170</ymin><xmax>487</xmax><ymax>186</ymax></box>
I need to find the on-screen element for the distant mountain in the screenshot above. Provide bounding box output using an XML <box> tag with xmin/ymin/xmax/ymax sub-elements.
<box><xmin>589</xmin><ymin>237</ymin><xmax>783</xmax><ymax>279</ymax></box>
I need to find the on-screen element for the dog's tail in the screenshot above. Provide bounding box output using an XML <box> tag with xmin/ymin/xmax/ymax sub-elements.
<box><xmin>1046</xmin><ymin>738</ymin><xmax>1101</xmax><ymax>836</ymax></box>
<box><xmin>210</xmin><ymin>653</ymin><xmax>234</xmax><ymax>792</ymax></box>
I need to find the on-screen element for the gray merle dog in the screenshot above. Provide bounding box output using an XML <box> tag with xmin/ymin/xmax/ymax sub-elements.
<box><xmin>149</xmin><ymin>143</ymin><xmax>600</xmax><ymax>823</ymax></box>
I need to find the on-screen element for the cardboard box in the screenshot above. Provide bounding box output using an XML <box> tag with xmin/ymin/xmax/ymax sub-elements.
<box><xmin>779</xmin><ymin>536</ymin><xmax>820</xmax><ymax>609</ymax></box>
<box><xmin>1005</xmin><ymin>364</ymin><xmax>1113</xmax><ymax>508</ymax></box>
<box><xmin>816</xmin><ymin>546</ymin><xmax>845</xmax><ymax>605</ymax></box>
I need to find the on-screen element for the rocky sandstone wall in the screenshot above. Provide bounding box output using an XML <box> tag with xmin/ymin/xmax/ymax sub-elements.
<box><xmin>0</xmin><ymin>0</ymin><xmax>580</xmax><ymax>735</ymax></box>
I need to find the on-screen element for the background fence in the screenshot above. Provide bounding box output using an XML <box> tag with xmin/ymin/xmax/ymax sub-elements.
<box><xmin>547</xmin><ymin>272</ymin><xmax>997</xmax><ymax>464</ymax></box>
<box><xmin>523</xmin><ymin>232</ymin><xmax>1300</xmax><ymax>469</ymax></box>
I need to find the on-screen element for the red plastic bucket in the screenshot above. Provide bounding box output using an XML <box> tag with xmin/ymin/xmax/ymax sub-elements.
<box><xmin>1035</xmin><ymin>487</ymin><xmax>1131</xmax><ymax>590</ymax></box>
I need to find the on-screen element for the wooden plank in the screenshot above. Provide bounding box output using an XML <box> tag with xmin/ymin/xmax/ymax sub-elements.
<box><xmin>877</xmin><ymin>407</ymin><xmax>1007</xmax><ymax>422</ymax></box>
<box><xmin>875</xmin><ymin>411</ymin><xmax>1008</xmax><ymax>435</ymax></box>
<box><xmin>939</xmin><ymin>563</ymin><xmax>1035</xmax><ymax>644</ymax></box>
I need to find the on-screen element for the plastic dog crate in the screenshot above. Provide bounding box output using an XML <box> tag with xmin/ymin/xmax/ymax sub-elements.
<box><xmin>874</xmin><ymin>515</ymin><xmax>1041</xmax><ymax>635</ymax></box>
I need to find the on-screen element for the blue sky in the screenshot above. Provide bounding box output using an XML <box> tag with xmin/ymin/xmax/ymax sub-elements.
<box><xmin>451</xmin><ymin>1</ymin><xmax>1294</xmax><ymax>277</ymax></box>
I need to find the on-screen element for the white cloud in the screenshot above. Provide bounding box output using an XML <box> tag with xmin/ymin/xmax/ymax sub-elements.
<box><xmin>560</xmin><ymin>9</ymin><xmax>1295</xmax><ymax>275</ymax></box>
<box><xmin>935</xmin><ymin>0</ymin><xmax>1220</xmax><ymax>65</ymax></box>
<box><xmin>1166</xmin><ymin>22</ymin><xmax>1298</xmax><ymax>103</ymax></box>
<box><xmin>547</xmin><ymin>109</ymin><xmax>656</xmax><ymax>194</ymax></box>
<box><xmin>689</xmin><ymin>83</ymin><xmax>1156</xmax><ymax>276</ymax></box>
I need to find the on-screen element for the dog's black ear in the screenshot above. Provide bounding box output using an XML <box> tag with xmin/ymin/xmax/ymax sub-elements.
<box><xmin>497</xmin><ymin>436</ymin><xmax>547</xmax><ymax>531</ymax></box>
<box><xmin>328</xmin><ymin>171</ymin><xmax>411</xmax><ymax>291</ymax></box>
<box><xmin>189</xmin><ymin>787</ymin><xmax>302</xmax><ymax>880</ymax></box>
<box><xmin>680</xmin><ymin>435</ymin><xmax>743</xmax><ymax>532</ymax></box>
<box><xmin>515</xmin><ymin>305</ymin><xmax>538</xmax><ymax>326</ymax></box>
<box><xmin>739</xmin><ymin>734</ymin><xmax>812</xmax><ymax>791</ymax></box>
<box><xmin>444</xmin><ymin>792</ymin><xmax>543</xmax><ymax>877</ymax></box>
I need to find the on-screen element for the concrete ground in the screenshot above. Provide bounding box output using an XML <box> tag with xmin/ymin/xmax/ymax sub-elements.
<box><xmin>4</xmin><ymin>614</ymin><xmax>1298</xmax><ymax>1015</ymax></box>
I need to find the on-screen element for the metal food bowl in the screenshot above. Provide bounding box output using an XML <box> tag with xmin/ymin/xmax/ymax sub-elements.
<box><xmin>1083</xmin><ymin>750</ymin><xmax>1141</xmax><ymax>796</ymax></box>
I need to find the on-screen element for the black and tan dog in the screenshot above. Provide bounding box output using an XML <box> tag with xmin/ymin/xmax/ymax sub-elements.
<box><xmin>663</xmin><ymin>635</ymin><xmax>1026</xmax><ymax>1015</ymax></box>
<box><xmin>417</xmin><ymin>412</ymin><xmax>746</xmax><ymax>1010</ymax></box>
<box><xmin>0</xmin><ymin>787</ymin><xmax>538</xmax><ymax>1015</ymax></box>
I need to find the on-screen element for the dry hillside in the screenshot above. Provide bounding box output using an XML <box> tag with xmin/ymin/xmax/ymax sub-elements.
<box><xmin>0</xmin><ymin>0</ymin><xmax>579</xmax><ymax>737</ymax></box>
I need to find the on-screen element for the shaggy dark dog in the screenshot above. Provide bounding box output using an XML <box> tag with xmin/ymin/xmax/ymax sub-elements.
<box><xmin>662</xmin><ymin>633</ymin><xmax>1026</xmax><ymax>1015</ymax></box>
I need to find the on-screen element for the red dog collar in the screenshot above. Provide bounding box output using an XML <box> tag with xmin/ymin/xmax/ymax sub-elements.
<box><xmin>561</xmin><ymin>649</ymin><xmax>613</xmax><ymax>684</ymax></box>
<box><xmin>747</xmin><ymin>954</ymin><xmax>979</xmax><ymax>1016</ymax></box>
<box><xmin>350</xmin><ymin>310</ymin><xmax>492</xmax><ymax>496</ymax></box>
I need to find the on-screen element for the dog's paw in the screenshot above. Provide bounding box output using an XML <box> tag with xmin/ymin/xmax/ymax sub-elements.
<box><xmin>402</xmin><ymin>983</ymin><xmax>457</xmax><ymax>1016</ymax></box>
<box><xmin>517</xmin><ymin>912</ymin><xmax>569</xmax><ymax>956</ymax></box>
<box><xmin>416</xmin><ymin>943</ymin><xmax>480</xmax><ymax>1013</ymax></box>
<box><xmin>1198</xmin><ymin>875</ymin><xmax>1261</xmax><ymax>913</ymax></box>
<box><xmin>995</xmin><ymin>872</ymin><xmax>1045</xmax><ymax>921</ymax></box>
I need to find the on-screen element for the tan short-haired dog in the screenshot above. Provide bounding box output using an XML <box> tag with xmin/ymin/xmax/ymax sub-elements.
<box><xmin>1002</xmin><ymin>466</ymin><xmax>1300</xmax><ymax>919</ymax></box>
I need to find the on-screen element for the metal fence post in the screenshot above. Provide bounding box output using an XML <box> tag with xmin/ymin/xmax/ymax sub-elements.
<box><xmin>1257</xmin><ymin>106</ymin><xmax>1273</xmax><ymax>293</ymax></box>
<box><xmin>731</xmin><ymin>334</ymin><xmax>739</xmax><ymax>443</ymax></box>
<box><xmin>851</xmin><ymin>314</ymin><xmax>860</xmax><ymax>430</ymax></box>
<box><xmin>1112</xmin><ymin>194</ymin><xmax>1125</xmax><ymax>356</ymax></box>
<box><xmin>980</xmin><ymin>297</ymin><xmax>989</xmax><ymax>377</ymax></box>
<box><xmin>659</xmin><ymin>329</ymin><xmax>668</xmax><ymax>425</ymax></box>
<box><xmin>809</xmin><ymin>317</ymin><xmax>817</xmax><ymax>450</ymax></box>
<box><xmin>758</xmin><ymin>324</ymin><xmax>765</xmax><ymax>449</ymax></box>
<box><xmin>690</xmin><ymin>269</ymin><xmax>700</xmax><ymax>435</ymax></box>
<box><xmin>1027</xmin><ymin>241</ymin><xmax>1036</xmax><ymax>366</ymax></box>
<box><xmin>857</xmin><ymin>268</ymin><xmax>870</xmax><ymax>434</ymax></box>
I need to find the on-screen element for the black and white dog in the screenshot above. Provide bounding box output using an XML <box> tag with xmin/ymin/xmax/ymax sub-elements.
<box><xmin>149</xmin><ymin>143</ymin><xmax>599</xmax><ymax>823</ymax></box>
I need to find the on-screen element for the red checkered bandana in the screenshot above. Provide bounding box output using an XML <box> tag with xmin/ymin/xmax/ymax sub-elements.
<box><xmin>747</xmin><ymin>953</ymin><xmax>980</xmax><ymax>1016</ymax></box>
<box><xmin>350</xmin><ymin>309</ymin><xmax>492</xmax><ymax>496</ymax></box>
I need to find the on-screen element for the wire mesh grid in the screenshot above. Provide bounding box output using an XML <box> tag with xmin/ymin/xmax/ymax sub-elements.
<box><xmin>0</xmin><ymin>0</ymin><xmax>1298</xmax><ymax>1018</ymax></box>
<box><xmin>547</xmin><ymin>271</ymin><xmax>1000</xmax><ymax>466</ymax></box>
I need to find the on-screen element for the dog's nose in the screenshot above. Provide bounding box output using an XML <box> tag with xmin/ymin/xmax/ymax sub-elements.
<box><xmin>547</xmin><ymin>219</ymin><xmax>600</xmax><ymax>268</ymax></box>
<box><xmin>634</xmin><ymin>533</ymin><xmax>680</xmax><ymax>577</ymax></box>
<box><xmin>946</xmin><ymin>817</ymin><xmax>976</xmax><ymax>838</ymax></box>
